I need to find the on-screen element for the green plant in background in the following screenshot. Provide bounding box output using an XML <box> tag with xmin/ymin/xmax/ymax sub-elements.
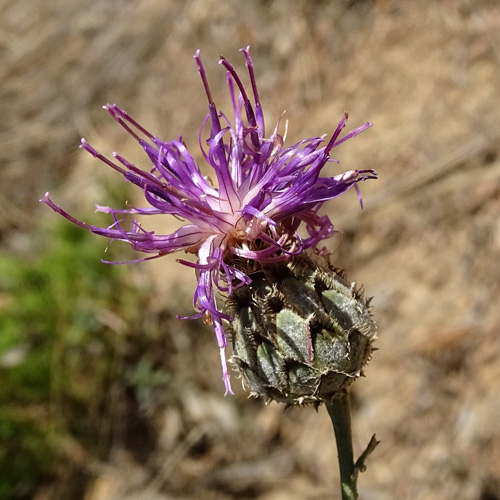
<box><xmin>0</xmin><ymin>221</ymin><xmax>142</xmax><ymax>499</ymax></box>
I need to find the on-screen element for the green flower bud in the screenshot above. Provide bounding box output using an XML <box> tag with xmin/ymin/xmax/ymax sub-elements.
<box><xmin>225</xmin><ymin>253</ymin><xmax>377</xmax><ymax>405</ymax></box>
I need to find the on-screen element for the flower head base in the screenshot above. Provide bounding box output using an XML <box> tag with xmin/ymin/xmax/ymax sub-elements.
<box><xmin>41</xmin><ymin>47</ymin><xmax>377</xmax><ymax>395</ymax></box>
<box><xmin>226</xmin><ymin>253</ymin><xmax>377</xmax><ymax>405</ymax></box>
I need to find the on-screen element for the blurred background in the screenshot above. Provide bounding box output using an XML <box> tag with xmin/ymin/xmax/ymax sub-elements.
<box><xmin>1</xmin><ymin>0</ymin><xmax>500</xmax><ymax>499</ymax></box>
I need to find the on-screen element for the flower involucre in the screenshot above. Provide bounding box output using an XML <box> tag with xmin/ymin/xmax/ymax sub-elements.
<box><xmin>41</xmin><ymin>47</ymin><xmax>377</xmax><ymax>395</ymax></box>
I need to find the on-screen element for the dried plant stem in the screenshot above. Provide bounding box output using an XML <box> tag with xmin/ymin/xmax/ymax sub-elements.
<box><xmin>326</xmin><ymin>394</ymin><xmax>379</xmax><ymax>500</ymax></box>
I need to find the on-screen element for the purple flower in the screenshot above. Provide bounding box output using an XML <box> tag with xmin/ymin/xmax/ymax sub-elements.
<box><xmin>41</xmin><ymin>47</ymin><xmax>377</xmax><ymax>395</ymax></box>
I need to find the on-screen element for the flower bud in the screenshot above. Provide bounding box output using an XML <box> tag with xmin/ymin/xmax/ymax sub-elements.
<box><xmin>226</xmin><ymin>253</ymin><xmax>376</xmax><ymax>405</ymax></box>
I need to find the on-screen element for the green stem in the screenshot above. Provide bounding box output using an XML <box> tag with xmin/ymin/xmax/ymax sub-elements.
<box><xmin>326</xmin><ymin>394</ymin><xmax>380</xmax><ymax>500</ymax></box>
<box><xmin>326</xmin><ymin>394</ymin><xmax>357</xmax><ymax>500</ymax></box>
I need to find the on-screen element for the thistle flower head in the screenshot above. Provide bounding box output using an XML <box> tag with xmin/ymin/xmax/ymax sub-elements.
<box><xmin>41</xmin><ymin>47</ymin><xmax>377</xmax><ymax>395</ymax></box>
<box><xmin>226</xmin><ymin>253</ymin><xmax>377</xmax><ymax>404</ymax></box>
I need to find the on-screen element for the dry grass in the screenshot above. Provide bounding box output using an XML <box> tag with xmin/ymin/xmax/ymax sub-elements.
<box><xmin>2</xmin><ymin>0</ymin><xmax>500</xmax><ymax>499</ymax></box>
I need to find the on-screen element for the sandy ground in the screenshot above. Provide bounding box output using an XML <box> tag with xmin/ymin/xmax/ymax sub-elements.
<box><xmin>2</xmin><ymin>0</ymin><xmax>500</xmax><ymax>499</ymax></box>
